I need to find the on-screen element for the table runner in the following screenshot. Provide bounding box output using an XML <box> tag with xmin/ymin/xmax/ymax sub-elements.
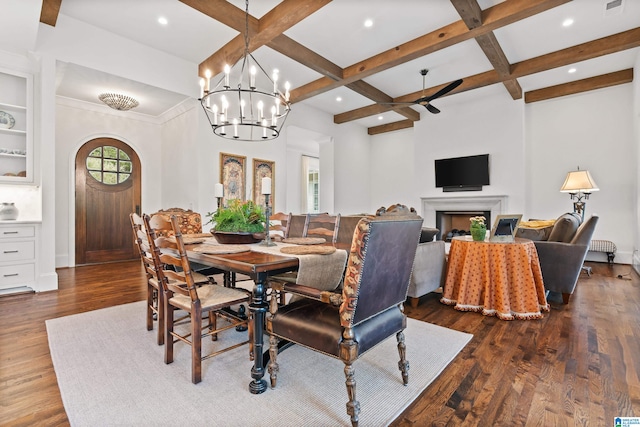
<box><xmin>202</xmin><ymin>238</ymin><xmax>348</xmax><ymax>291</ymax></box>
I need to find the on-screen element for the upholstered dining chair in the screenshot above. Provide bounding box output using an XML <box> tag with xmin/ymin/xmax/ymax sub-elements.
<box><xmin>144</xmin><ymin>213</ymin><xmax>252</xmax><ymax>384</ymax></box>
<box><xmin>130</xmin><ymin>213</ymin><xmax>212</xmax><ymax>346</ymax></box>
<box><xmin>266</xmin><ymin>210</ymin><xmax>423</xmax><ymax>426</ymax></box>
<box><xmin>303</xmin><ymin>212</ymin><xmax>341</xmax><ymax>244</ymax></box>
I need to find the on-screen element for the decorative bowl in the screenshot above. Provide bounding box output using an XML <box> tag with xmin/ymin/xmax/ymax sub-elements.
<box><xmin>212</xmin><ymin>231</ymin><xmax>264</xmax><ymax>244</ymax></box>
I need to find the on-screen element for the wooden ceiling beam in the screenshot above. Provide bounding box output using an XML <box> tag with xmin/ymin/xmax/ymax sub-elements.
<box><xmin>179</xmin><ymin>0</ymin><xmax>251</xmax><ymax>31</ymax></box>
<box><xmin>524</xmin><ymin>68</ymin><xmax>633</xmax><ymax>103</ymax></box>
<box><xmin>291</xmin><ymin>0</ymin><xmax>569</xmax><ymax>102</ymax></box>
<box><xmin>368</xmin><ymin>120</ymin><xmax>414</xmax><ymax>135</ymax></box>
<box><xmin>452</xmin><ymin>0</ymin><xmax>522</xmax><ymax>99</ymax></box>
<box><xmin>268</xmin><ymin>35</ymin><xmax>343</xmax><ymax>81</ymax></box>
<box><xmin>39</xmin><ymin>0</ymin><xmax>62</xmax><ymax>27</ymax></box>
<box><xmin>194</xmin><ymin>0</ymin><xmax>332</xmax><ymax>77</ymax></box>
<box><xmin>349</xmin><ymin>27</ymin><xmax>639</xmax><ymax>127</ymax></box>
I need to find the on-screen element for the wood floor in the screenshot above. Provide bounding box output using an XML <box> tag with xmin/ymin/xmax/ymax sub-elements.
<box><xmin>0</xmin><ymin>260</ymin><xmax>638</xmax><ymax>426</ymax></box>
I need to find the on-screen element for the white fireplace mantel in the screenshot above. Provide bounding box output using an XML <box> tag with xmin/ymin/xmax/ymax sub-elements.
<box><xmin>421</xmin><ymin>195</ymin><xmax>508</xmax><ymax>226</ymax></box>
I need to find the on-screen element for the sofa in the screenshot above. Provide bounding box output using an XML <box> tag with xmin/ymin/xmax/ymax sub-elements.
<box><xmin>516</xmin><ymin>212</ymin><xmax>599</xmax><ymax>304</ymax></box>
<box><xmin>406</xmin><ymin>227</ymin><xmax>446</xmax><ymax>308</ymax></box>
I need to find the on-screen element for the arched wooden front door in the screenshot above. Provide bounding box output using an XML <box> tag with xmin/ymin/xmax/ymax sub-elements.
<box><xmin>75</xmin><ymin>138</ymin><xmax>141</xmax><ymax>265</ymax></box>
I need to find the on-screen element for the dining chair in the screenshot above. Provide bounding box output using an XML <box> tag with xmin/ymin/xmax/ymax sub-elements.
<box><xmin>130</xmin><ymin>213</ymin><xmax>165</xmax><ymax>345</ymax></box>
<box><xmin>269</xmin><ymin>211</ymin><xmax>292</xmax><ymax>240</ymax></box>
<box><xmin>302</xmin><ymin>212</ymin><xmax>341</xmax><ymax>244</ymax></box>
<box><xmin>130</xmin><ymin>213</ymin><xmax>213</xmax><ymax>346</ymax></box>
<box><xmin>266</xmin><ymin>210</ymin><xmax>423</xmax><ymax>426</ymax></box>
<box><xmin>144</xmin><ymin>213</ymin><xmax>252</xmax><ymax>384</ymax></box>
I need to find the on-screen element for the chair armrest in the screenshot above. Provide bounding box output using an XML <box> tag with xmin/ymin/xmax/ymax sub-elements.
<box><xmin>269</xmin><ymin>280</ymin><xmax>343</xmax><ymax>305</ymax></box>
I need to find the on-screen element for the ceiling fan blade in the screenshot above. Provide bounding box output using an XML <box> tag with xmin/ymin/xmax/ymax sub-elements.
<box><xmin>425</xmin><ymin>79</ymin><xmax>463</xmax><ymax>102</ymax></box>
<box><xmin>425</xmin><ymin>103</ymin><xmax>440</xmax><ymax>114</ymax></box>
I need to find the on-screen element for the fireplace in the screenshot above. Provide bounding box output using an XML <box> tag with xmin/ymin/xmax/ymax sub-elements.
<box><xmin>421</xmin><ymin>195</ymin><xmax>508</xmax><ymax>241</ymax></box>
<box><xmin>436</xmin><ymin>210</ymin><xmax>491</xmax><ymax>241</ymax></box>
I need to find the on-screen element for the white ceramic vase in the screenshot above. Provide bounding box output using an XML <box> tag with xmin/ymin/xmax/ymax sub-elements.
<box><xmin>0</xmin><ymin>202</ymin><xmax>19</xmax><ymax>220</ymax></box>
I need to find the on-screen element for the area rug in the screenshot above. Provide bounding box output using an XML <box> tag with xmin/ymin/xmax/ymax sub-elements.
<box><xmin>46</xmin><ymin>301</ymin><xmax>472</xmax><ymax>427</ymax></box>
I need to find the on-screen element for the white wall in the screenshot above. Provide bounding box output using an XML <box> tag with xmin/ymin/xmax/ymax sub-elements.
<box><xmin>370</xmin><ymin>84</ymin><xmax>526</xmax><ymax>217</ymax></box>
<box><xmin>526</xmin><ymin>84</ymin><xmax>636</xmax><ymax>264</ymax></box>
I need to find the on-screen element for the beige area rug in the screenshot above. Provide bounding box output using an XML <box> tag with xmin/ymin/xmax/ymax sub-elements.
<box><xmin>46</xmin><ymin>301</ymin><xmax>471</xmax><ymax>427</ymax></box>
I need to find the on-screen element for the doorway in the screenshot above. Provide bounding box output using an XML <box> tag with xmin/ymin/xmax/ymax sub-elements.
<box><xmin>75</xmin><ymin>138</ymin><xmax>141</xmax><ymax>265</ymax></box>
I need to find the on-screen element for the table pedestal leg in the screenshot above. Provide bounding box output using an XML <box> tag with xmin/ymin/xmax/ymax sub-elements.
<box><xmin>249</xmin><ymin>273</ymin><xmax>268</xmax><ymax>394</ymax></box>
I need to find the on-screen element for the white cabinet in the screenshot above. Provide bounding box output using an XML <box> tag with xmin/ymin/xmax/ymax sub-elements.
<box><xmin>0</xmin><ymin>223</ymin><xmax>37</xmax><ymax>291</ymax></box>
<box><xmin>0</xmin><ymin>68</ymin><xmax>33</xmax><ymax>183</ymax></box>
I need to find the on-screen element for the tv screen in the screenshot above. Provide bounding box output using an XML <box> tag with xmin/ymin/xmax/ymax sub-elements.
<box><xmin>435</xmin><ymin>154</ymin><xmax>490</xmax><ymax>190</ymax></box>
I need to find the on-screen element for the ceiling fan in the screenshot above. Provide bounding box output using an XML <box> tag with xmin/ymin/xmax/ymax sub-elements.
<box><xmin>381</xmin><ymin>69</ymin><xmax>463</xmax><ymax>114</ymax></box>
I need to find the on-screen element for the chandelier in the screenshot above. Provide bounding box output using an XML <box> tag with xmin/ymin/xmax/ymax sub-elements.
<box><xmin>199</xmin><ymin>0</ymin><xmax>291</xmax><ymax>141</ymax></box>
<box><xmin>98</xmin><ymin>93</ymin><xmax>139</xmax><ymax>111</ymax></box>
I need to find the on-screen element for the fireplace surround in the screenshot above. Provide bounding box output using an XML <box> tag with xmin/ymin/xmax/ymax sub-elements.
<box><xmin>421</xmin><ymin>196</ymin><xmax>508</xmax><ymax>240</ymax></box>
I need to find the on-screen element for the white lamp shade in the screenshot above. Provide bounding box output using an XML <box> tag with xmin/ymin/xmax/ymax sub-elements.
<box><xmin>560</xmin><ymin>170</ymin><xmax>599</xmax><ymax>193</ymax></box>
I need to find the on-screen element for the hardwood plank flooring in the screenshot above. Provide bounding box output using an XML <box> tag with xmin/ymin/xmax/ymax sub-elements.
<box><xmin>0</xmin><ymin>260</ymin><xmax>638</xmax><ymax>426</ymax></box>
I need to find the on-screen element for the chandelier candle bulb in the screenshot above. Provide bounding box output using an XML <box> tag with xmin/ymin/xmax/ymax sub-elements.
<box><xmin>262</xmin><ymin>119</ymin><xmax>267</xmax><ymax>138</ymax></box>
<box><xmin>205</xmin><ymin>69</ymin><xmax>212</xmax><ymax>92</ymax></box>
<box><xmin>224</xmin><ymin>65</ymin><xmax>231</xmax><ymax>88</ymax></box>
<box><xmin>233</xmin><ymin>119</ymin><xmax>239</xmax><ymax>138</ymax></box>
<box><xmin>273</xmin><ymin>70</ymin><xmax>279</xmax><ymax>93</ymax></box>
<box><xmin>199</xmin><ymin>78</ymin><xmax>205</xmax><ymax>98</ymax></box>
<box><xmin>214</xmin><ymin>183</ymin><xmax>224</xmax><ymax>198</ymax></box>
<box><xmin>262</xmin><ymin>177</ymin><xmax>271</xmax><ymax>195</ymax></box>
<box><xmin>271</xmin><ymin>106</ymin><xmax>277</xmax><ymax>127</ymax></box>
<box><xmin>258</xmin><ymin>101</ymin><xmax>264</xmax><ymax>119</ymax></box>
<box><xmin>240</xmin><ymin>99</ymin><xmax>246</xmax><ymax>118</ymax></box>
<box><xmin>250</xmin><ymin>66</ymin><xmax>256</xmax><ymax>89</ymax></box>
<box><xmin>212</xmin><ymin>104</ymin><xmax>218</xmax><ymax>125</ymax></box>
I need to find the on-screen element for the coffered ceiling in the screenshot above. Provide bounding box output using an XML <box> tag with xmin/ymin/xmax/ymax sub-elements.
<box><xmin>39</xmin><ymin>0</ymin><xmax>640</xmax><ymax>134</ymax></box>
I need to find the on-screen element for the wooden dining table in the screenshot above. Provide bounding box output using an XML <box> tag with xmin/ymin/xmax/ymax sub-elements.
<box><xmin>184</xmin><ymin>240</ymin><xmax>348</xmax><ymax>394</ymax></box>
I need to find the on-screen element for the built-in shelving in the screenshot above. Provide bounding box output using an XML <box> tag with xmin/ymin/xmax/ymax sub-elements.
<box><xmin>0</xmin><ymin>68</ymin><xmax>32</xmax><ymax>183</ymax></box>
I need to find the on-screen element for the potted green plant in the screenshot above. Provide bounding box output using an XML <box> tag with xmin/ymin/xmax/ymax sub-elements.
<box><xmin>206</xmin><ymin>199</ymin><xmax>266</xmax><ymax>244</ymax></box>
<box><xmin>469</xmin><ymin>215</ymin><xmax>487</xmax><ymax>242</ymax></box>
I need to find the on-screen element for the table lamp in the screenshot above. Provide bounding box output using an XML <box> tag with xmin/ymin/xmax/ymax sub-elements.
<box><xmin>560</xmin><ymin>167</ymin><xmax>599</xmax><ymax>220</ymax></box>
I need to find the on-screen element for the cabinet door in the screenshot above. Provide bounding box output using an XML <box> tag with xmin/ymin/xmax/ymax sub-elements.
<box><xmin>0</xmin><ymin>67</ymin><xmax>33</xmax><ymax>183</ymax></box>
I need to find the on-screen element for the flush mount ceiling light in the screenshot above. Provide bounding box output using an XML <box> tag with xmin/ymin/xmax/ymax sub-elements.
<box><xmin>98</xmin><ymin>93</ymin><xmax>139</xmax><ymax>111</ymax></box>
<box><xmin>199</xmin><ymin>0</ymin><xmax>291</xmax><ymax>141</ymax></box>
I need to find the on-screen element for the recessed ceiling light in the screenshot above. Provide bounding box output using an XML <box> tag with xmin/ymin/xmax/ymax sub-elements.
<box><xmin>158</xmin><ymin>16</ymin><xmax>168</xmax><ymax>25</ymax></box>
<box><xmin>562</xmin><ymin>18</ymin><xmax>574</xmax><ymax>27</ymax></box>
<box><xmin>336</xmin><ymin>96</ymin><xmax>342</xmax><ymax>102</ymax></box>
<box><xmin>364</xmin><ymin>19</ymin><xmax>373</xmax><ymax>28</ymax></box>
<box><xmin>378</xmin><ymin>116</ymin><xmax>384</xmax><ymax>120</ymax></box>
<box><xmin>568</xmin><ymin>68</ymin><xmax>577</xmax><ymax>74</ymax></box>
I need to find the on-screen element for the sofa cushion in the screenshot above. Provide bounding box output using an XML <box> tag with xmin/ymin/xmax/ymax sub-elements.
<box><xmin>547</xmin><ymin>212</ymin><xmax>582</xmax><ymax>243</ymax></box>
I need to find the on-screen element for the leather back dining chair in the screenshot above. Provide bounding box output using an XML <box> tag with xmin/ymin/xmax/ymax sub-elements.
<box><xmin>266</xmin><ymin>208</ymin><xmax>423</xmax><ymax>426</ymax></box>
<box><xmin>143</xmin><ymin>213</ymin><xmax>253</xmax><ymax>384</ymax></box>
<box><xmin>302</xmin><ymin>213</ymin><xmax>341</xmax><ymax>244</ymax></box>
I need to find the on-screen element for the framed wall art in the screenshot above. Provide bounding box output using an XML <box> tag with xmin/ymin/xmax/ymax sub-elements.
<box><xmin>253</xmin><ymin>158</ymin><xmax>275</xmax><ymax>209</ymax></box>
<box><xmin>219</xmin><ymin>152</ymin><xmax>246</xmax><ymax>206</ymax></box>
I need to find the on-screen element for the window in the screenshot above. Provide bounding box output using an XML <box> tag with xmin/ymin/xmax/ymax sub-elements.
<box><xmin>86</xmin><ymin>146</ymin><xmax>132</xmax><ymax>184</ymax></box>
<box><xmin>301</xmin><ymin>155</ymin><xmax>319</xmax><ymax>213</ymax></box>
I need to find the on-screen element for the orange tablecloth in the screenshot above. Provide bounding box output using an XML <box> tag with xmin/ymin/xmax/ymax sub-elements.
<box><xmin>441</xmin><ymin>236</ymin><xmax>549</xmax><ymax>320</ymax></box>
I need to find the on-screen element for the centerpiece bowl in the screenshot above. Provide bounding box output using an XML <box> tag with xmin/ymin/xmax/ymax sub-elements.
<box><xmin>212</xmin><ymin>231</ymin><xmax>265</xmax><ymax>244</ymax></box>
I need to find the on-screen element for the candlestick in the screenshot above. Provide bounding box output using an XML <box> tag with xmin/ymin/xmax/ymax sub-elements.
<box><xmin>205</xmin><ymin>69</ymin><xmax>212</xmax><ymax>92</ymax></box>
<box><xmin>260</xmin><ymin>194</ymin><xmax>276</xmax><ymax>247</ymax></box>
<box><xmin>199</xmin><ymin>78</ymin><xmax>205</xmax><ymax>99</ymax></box>
<box><xmin>214</xmin><ymin>183</ymin><xmax>224</xmax><ymax>198</ymax></box>
<box><xmin>261</xmin><ymin>177</ymin><xmax>272</xmax><ymax>195</ymax></box>
<box><xmin>250</xmin><ymin>66</ymin><xmax>256</xmax><ymax>89</ymax></box>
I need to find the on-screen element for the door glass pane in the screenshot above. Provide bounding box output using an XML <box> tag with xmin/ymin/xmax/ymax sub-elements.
<box><xmin>86</xmin><ymin>157</ymin><xmax>102</xmax><ymax>170</ymax></box>
<box><xmin>85</xmin><ymin>145</ymin><xmax>133</xmax><ymax>185</ymax></box>
<box><xmin>103</xmin><ymin>146</ymin><xmax>118</xmax><ymax>159</ymax></box>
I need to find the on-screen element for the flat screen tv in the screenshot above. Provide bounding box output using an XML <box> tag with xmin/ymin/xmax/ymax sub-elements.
<box><xmin>435</xmin><ymin>154</ymin><xmax>490</xmax><ymax>192</ymax></box>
